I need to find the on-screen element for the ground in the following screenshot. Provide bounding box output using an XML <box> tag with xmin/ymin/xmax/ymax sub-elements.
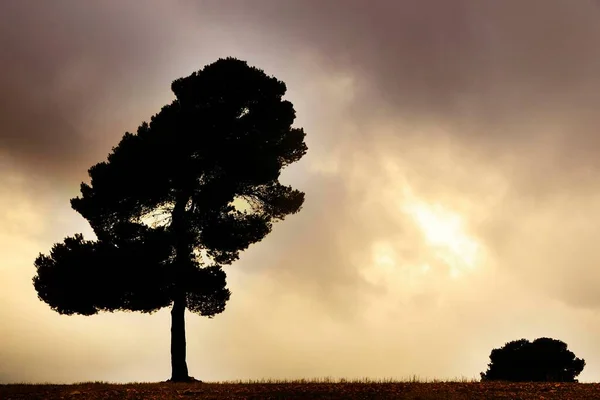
<box><xmin>1</xmin><ymin>380</ymin><xmax>598</xmax><ymax>399</ymax></box>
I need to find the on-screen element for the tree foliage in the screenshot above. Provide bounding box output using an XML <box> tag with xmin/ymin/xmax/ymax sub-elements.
<box><xmin>480</xmin><ymin>338</ymin><xmax>585</xmax><ymax>382</ymax></box>
<box><xmin>33</xmin><ymin>57</ymin><xmax>307</xmax><ymax>319</ymax></box>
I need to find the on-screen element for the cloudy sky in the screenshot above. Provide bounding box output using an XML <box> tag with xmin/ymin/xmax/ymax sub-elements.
<box><xmin>2</xmin><ymin>0</ymin><xmax>600</xmax><ymax>383</ymax></box>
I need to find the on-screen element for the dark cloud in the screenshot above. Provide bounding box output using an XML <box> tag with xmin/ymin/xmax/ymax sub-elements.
<box><xmin>191</xmin><ymin>0</ymin><xmax>600</xmax><ymax>177</ymax></box>
<box><xmin>0</xmin><ymin>1</ymin><xmax>193</xmax><ymax>181</ymax></box>
<box><xmin>6</xmin><ymin>0</ymin><xmax>600</xmax><ymax>187</ymax></box>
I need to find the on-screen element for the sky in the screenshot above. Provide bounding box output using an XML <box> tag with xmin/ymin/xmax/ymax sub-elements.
<box><xmin>2</xmin><ymin>0</ymin><xmax>600</xmax><ymax>383</ymax></box>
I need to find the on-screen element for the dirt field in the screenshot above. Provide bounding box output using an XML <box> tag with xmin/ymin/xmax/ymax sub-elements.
<box><xmin>2</xmin><ymin>381</ymin><xmax>600</xmax><ymax>399</ymax></box>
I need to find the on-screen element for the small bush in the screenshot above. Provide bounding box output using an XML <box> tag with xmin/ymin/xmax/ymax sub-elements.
<box><xmin>481</xmin><ymin>337</ymin><xmax>585</xmax><ymax>382</ymax></box>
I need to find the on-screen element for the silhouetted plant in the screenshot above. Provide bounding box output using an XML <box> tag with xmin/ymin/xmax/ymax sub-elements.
<box><xmin>480</xmin><ymin>337</ymin><xmax>585</xmax><ymax>382</ymax></box>
<box><xmin>33</xmin><ymin>58</ymin><xmax>307</xmax><ymax>382</ymax></box>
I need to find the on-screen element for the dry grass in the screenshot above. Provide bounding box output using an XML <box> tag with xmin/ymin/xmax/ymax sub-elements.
<box><xmin>2</xmin><ymin>379</ymin><xmax>599</xmax><ymax>399</ymax></box>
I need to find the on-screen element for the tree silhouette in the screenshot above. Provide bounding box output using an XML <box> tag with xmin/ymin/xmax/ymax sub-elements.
<box><xmin>33</xmin><ymin>57</ymin><xmax>307</xmax><ymax>382</ymax></box>
<box><xmin>481</xmin><ymin>337</ymin><xmax>585</xmax><ymax>382</ymax></box>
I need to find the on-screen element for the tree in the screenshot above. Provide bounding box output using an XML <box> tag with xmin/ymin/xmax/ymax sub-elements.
<box><xmin>33</xmin><ymin>58</ymin><xmax>307</xmax><ymax>382</ymax></box>
<box><xmin>480</xmin><ymin>337</ymin><xmax>585</xmax><ymax>382</ymax></box>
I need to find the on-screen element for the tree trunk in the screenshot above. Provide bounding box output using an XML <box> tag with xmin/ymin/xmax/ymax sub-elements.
<box><xmin>170</xmin><ymin>293</ymin><xmax>190</xmax><ymax>381</ymax></box>
<box><xmin>168</xmin><ymin>194</ymin><xmax>198</xmax><ymax>382</ymax></box>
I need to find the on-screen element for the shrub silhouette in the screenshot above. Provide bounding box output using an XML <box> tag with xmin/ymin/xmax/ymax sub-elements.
<box><xmin>481</xmin><ymin>337</ymin><xmax>585</xmax><ymax>382</ymax></box>
<box><xmin>32</xmin><ymin>57</ymin><xmax>307</xmax><ymax>382</ymax></box>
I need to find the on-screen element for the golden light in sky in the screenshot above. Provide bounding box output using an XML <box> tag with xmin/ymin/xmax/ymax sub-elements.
<box><xmin>401</xmin><ymin>190</ymin><xmax>481</xmax><ymax>278</ymax></box>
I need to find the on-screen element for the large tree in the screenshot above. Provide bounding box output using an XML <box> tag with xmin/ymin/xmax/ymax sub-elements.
<box><xmin>33</xmin><ymin>58</ymin><xmax>307</xmax><ymax>382</ymax></box>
